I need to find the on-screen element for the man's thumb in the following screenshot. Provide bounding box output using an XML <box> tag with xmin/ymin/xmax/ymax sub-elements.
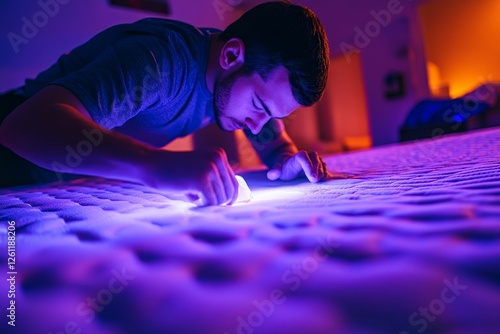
<box><xmin>267</xmin><ymin>168</ymin><xmax>281</xmax><ymax>180</ymax></box>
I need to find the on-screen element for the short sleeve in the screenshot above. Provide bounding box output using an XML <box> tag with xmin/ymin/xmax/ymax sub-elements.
<box><xmin>51</xmin><ymin>36</ymin><xmax>183</xmax><ymax>129</ymax></box>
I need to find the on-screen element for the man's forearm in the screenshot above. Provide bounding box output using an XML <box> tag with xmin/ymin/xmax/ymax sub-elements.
<box><xmin>249</xmin><ymin>119</ymin><xmax>330</xmax><ymax>183</ymax></box>
<box><xmin>0</xmin><ymin>85</ymin><xmax>239</xmax><ymax>206</ymax></box>
<box><xmin>246</xmin><ymin>119</ymin><xmax>298</xmax><ymax>168</ymax></box>
<box><xmin>260</xmin><ymin>137</ymin><xmax>297</xmax><ymax>168</ymax></box>
<box><xmin>0</xmin><ymin>91</ymin><xmax>154</xmax><ymax>185</ymax></box>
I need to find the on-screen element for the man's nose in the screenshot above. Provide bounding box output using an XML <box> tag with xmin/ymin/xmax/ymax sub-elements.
<box><xmin>246</xmin><ymin>114</ymin><xmax>270</xmax><ymax>135</ymax></box>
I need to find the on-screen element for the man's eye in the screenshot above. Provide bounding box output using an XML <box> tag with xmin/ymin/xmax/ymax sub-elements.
<box><xmin>252</xmin><ymin>98</ymin><xmax>261</xmax><ymax>110</ymax></box>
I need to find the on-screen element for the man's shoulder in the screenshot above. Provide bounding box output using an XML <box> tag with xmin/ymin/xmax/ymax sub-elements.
<box><xmin>126</xmin><ymin>18</ymin><xmax>218</xmax><ymax>43</ymax></box>
<box><xmin>110</xmin><ymin>18</ymin><xmax>217</xmax><ymax>63</ymax></box>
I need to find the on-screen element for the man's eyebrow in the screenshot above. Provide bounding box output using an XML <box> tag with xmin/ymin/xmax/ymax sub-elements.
<box><xmin>255</xmin><ymin>94</ymin><xmax>273</xmax><ymax>117</ymax></box>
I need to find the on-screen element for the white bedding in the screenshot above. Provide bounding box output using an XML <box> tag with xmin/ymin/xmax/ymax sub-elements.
<box><xmin>1</xmin><ymin>127</ymin><xmax>500</xmax><ymax>334</ymax></box>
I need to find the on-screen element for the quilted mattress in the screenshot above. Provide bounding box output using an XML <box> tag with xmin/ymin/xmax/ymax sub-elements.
<box><xmin>1</xmin><ymin>127</ymin><xmax>500</xmax><ymax>334</ymax></box>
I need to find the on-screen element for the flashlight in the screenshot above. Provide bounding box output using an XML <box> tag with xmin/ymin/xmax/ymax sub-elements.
<box><xmin>235</xmin><ymin>175</ymin><xmax>252</xmax><ymax>203</ymax></box>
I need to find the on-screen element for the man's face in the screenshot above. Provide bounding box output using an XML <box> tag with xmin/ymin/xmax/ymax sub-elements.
<box><xmin>213</xmin><ymin>66</ymin><xmax>301</xmax><ymax>135</ymax></box>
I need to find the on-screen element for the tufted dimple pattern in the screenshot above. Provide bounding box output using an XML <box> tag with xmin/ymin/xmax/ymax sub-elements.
<box><xmin>1</xmin><ymin>128</ymin><xmax>500</xmax><ymax>334</ymax></box>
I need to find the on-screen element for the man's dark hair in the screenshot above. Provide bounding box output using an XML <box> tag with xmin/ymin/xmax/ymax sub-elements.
<box><xmin>219</xmin><ymin>1</ymin><xmax>330</xmax><ymax>107</ymax></box>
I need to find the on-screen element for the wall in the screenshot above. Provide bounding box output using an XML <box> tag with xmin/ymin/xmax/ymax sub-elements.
<box><xmin>299</xmin><ymin>0</ymin><xmax>430</xmax><ymax>146</ymax></box>
<box><xmin>312</xmin><ymin>52</ymin><xmax>370</xmax><ymax>152</ymax></box>
<box><xmin>0</xmin><ymin>0</ymin><xmax>251</xmax><ymax>92</ymax></box>
<box><xmin>0</xmin><ymin>0</ymin><xmax>432</xmax><ymax>152</ymax></box>
<box><xmin>0</xmin><ymin>0</ymin><xmax>254</xmax><ymax>151</ymax></box>
<box><xmin>419</xmin><ymin>0</ymin><xmax>500</xmax><ymax>98</ymax></box>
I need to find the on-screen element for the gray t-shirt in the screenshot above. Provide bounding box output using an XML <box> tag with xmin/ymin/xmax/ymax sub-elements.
<box><xmin>24</xmin><ymin>18</ymin><xmax>217</xmax><ymax>147</ymax></box>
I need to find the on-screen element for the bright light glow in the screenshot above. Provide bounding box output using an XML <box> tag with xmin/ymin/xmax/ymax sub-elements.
<box><xmin>233</xmin><ymin>175</ymin><xmax>304</xmax><ymax>205</ymax></box>
<box><xmin>160</xmin><ymin>175</ymin><xmax>303</xmax><ymax>207</ymax></box>
<box><xmin>235</xmin><ymin>175</ymin><xmax>252</xmax><ymax>203</ymax></box>
<box><xmin>249</xmin><ymin>186</ymin><xmax>304</xmax><ymax>203</ymax></box>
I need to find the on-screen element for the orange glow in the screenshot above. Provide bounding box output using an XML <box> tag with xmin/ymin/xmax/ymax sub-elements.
<box><xmin>343</xmin><ymin>136</ymin><xmax>372</xmax><ymax>151</ymax></box>
<box><xmin>427</xmin><ymin>61</ymin><xmax>449</xmax><ymax>98</ymax></box>
<box><xmin>419</xmin><ymin>0</ymin><xmax>500</xmax><ymax>98</ymax></box>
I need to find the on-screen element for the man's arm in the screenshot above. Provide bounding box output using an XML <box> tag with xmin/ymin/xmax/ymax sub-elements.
<box><xmin>245</xmin><ymin>118</ymin><xmax>329</xmax><ymax>182</ymax></box>
<box><xmin>0</xmin><ymin>85</ymin><xmax>238</xmax><ymax>206</ymax></box>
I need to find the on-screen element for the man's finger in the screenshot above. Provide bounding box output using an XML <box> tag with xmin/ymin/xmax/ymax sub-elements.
<box><xmin>294</xmin><ymin>151</ymin><xmax>316</xmax><ymax>182</ymax></box>
<box><xmin>217</xmin><ymin>157</ymin><xmax>238</xmax><ymax>205</ymax></box>
<box><xmin>267</xmin><ymin>168</ymin><xmax>281</xmax><ymax>180</ymax></box>
<box><xmin>278</xmin><ymin>155</ymin><xmax>302</xmax><ymax>180</ymax></box>
<box><xmin>228</xmin><ymin>172</ymin><xmax>239</xmax><ymax>205</ymax></box>
<box><xmin>210</xmin><ymin>169</ymin><xmax>227</xmax><ymax>205</ymax></box>
<box><xmin>225</xmin><ymin>165</ymin><xmax>239</xmax><ymax>205</ymax></box>
<box><xmin>309</xmin><ymin>151</ymin><xmax>322</xmax><ymax>182</ymax></box>
<box><xmin>212</xmin><ymin>148</ymin><xmax>237</xmax><ymax>205</ymax></box>
<box><xmin>316</xmin><ymin>157</ymin><xmax>325</xmax><ymax>180</ymax></box>
<box><xmin>316</xmin><ymin>155</ymin><xmax>331</xmax><ymax>181</ymax></box>
<box><xmin>278</xmin><ymin>152</ymin><xmax>310</xmax><ymax>181</ymax></box>
<box><xmin>320</xmin><ymin>161</ymin><xmax>329</xmax><ymax>181</ymax></box>
<box><xmin>198</xmin><ymin>181</ymin><xmax>217</xmax><ymax>206</ymax></box>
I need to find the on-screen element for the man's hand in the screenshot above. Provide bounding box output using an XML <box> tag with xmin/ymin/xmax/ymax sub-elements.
<box><xmin>266</xmin><ymin>151</ymin><xmax>330</xmax><ymax>183</ymax></box>
<box><xmin>146</xmin><ymin>148</ymin><xmax>239</xmax><ymax>206</ymax></box>
<box><xmin>0</xmin><ymin>86</ymin><xmax>238</xmax><ymax>207</ymax></box>
<box><xmin>244</xmin><ymin>119</ymin><xmax>332</xmax><ymax>183</ymax></box>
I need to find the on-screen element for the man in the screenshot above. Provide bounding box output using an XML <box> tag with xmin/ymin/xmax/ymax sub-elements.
<box><xmin>0</xmin><ymin>1</ymin><xmax>330</xmax><ymax>206</ymax></box>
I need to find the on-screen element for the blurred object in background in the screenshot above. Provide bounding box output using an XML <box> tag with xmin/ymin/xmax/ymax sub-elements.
<box><xmin>399</xmin><ymin>0</ymin><xmax>500</xmax><ymax>142</ymax></box>
<box><xmin>465</xmin><ymin>83</ymin><xmax>500</xmax><ymax>131</ymax></box>
<box><xmin>2</xmin><ymin>0</ymin><xmax>498</xmax><ymax>164</ymax></box>
<box><xmin>400</xmin><ymin>83</ymin><xmax>500</xmax><ymax>141</ymax></box>
<box><xmin>342</xmin><ymin>136</ymin><xmax>372</xmax><ymax>152</ymax></box>
<box><xmin>419</xmin><ymin>0</ymin><xmax>500</xmax><ymax>99</ymax></box>
<box><xmin>108</xmin><ymin>0</ymin><xmax>170</xmax><ymax>14</ymax></box>
<box><xmin>226</xmin><ymin>0</ymin><xmax>244</xmax><ymax>7</ymax></box>
<box><xmin>426</xmin><ymin>61</ymin><xmax>450</xmax><ymax>98</ymax></box>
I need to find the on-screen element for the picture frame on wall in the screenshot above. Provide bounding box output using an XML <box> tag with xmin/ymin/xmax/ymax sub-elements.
<box><xmin>108</xmin><ymin>0</ymin><xmax>170</xmax><ymax>14</ymax></box>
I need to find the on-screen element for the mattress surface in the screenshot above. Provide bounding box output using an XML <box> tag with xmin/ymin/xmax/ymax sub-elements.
<box><xmin>1</xmin><ymin>127</ymin><xmax>500</xmax><ymax>334</ymax></box>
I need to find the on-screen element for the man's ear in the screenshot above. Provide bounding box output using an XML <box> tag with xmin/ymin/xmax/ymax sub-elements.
<box><xmin>219</xmin><ymin>38</ymin><xmax>245</xmax><ymax>70</ymax></box>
